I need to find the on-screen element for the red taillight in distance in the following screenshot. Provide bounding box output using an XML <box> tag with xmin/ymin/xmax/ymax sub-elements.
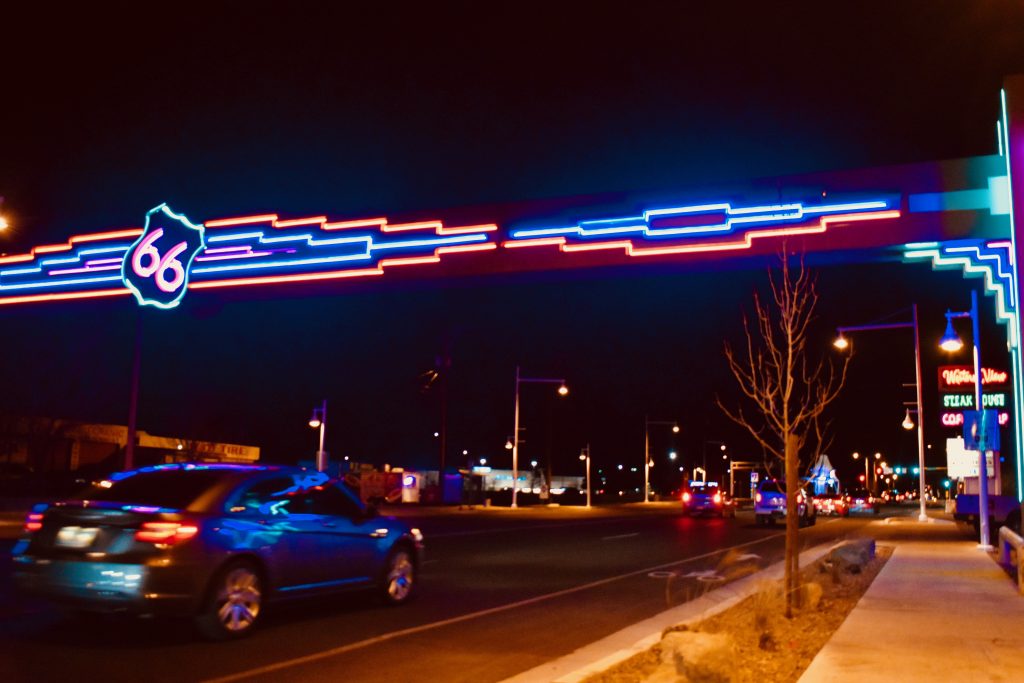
<box><xmin>681</xmin><ymin>492</ymin><xmax>691</xmax><ymax>503</ymax></box>
<box><xmin>713</xmin><ymin>492</ymin><xmax>722</xmax><ymax>504</ymax></box>
<box><xmin>755</xmin><ymin>493</ymin><xmax>762</xmax><ymax>503</ymax></box>
<box><xmin>23</xmin><ymin>512</ymin><xmax>43</xmax><ymax>533</ymax></box>
<box><xmin>135</xmin><ymin>521</ymin><xmax>199</xmax><ymax>545</ymax></box>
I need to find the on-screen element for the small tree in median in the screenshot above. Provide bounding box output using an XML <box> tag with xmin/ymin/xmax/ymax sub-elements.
<box><xmin>718</xmin><ymin>255</ymin><xmax>848</xmax><ymax>617</ymax></box>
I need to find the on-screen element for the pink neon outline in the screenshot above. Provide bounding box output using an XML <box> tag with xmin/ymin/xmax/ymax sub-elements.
<box><xmin>194</xmin><ymin>250</ymin><xmax>274</xmax><ymax>263</ymax></box>
<box><xmin>84</xmin><ymin>258</ymin><xmax>125</xmax><ymax>266</ymax></box>
<box><xmin>48</xmin><ymin>264</ymin><xmax>122</xmax><ymax>276</ymax></box>
<box><xmin>202</xmin><ymin>246</ymin><xmax>252</xmax><ymax>255</ymax></box>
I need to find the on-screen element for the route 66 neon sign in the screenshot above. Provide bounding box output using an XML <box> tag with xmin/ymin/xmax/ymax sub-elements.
<box><xmin>122</xmin><ymin>204</ymin><xmax>205</xmax><ymax>309</ymax></box>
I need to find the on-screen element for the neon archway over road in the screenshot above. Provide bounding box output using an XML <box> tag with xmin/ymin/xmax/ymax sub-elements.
<box><xmin>4</xmin><ymin>77</ymin><xmax>1024</xmax><ymax>501</ymax></box>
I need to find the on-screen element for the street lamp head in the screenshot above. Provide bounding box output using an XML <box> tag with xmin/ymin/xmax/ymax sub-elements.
<box><xmin>852</xmin><ymin>452</ymin><xmax>860</xmax><ymax>460</ymax></box>
<box><xmin>874</xmin><ymin>452</ymin><xmax>881</xmax><ymax>459</ymax></box>
<box><xmin>833</xmin><ymin>334</ymin><xmax>850</xmax><ymax>351</ymax></box>
<box><xmin>579</xmin><ymin>454</ymin><xmax>587</xmax><ymax>461</ymax></box>
<box><xmin>505</xmin><ymin>438</ymin><xmax>513</xmax><ymax>450</ymax></box>
<box><xmin>308</xmin><ymin>415</ymin><xmax>321</xmax><ymax>429</ymax></box>
<box><xmin>939</xmin><ymin>315</ymin><xmax>964</xmax><ymax>352</ymax></box>
<box><xmin>902</xmin><ymin>409</ymin><xmax>915</xmax><ymax>431</ymax></box>
<box><xmin>672</xmin><ymin>423</ymin><xmax>680</xmax><ymax>433</ymax></box>
<box><xmin>557</xmin><ymin>383</ymin><xmax>569</xmax><ymax>396</ymax></box>
<box><xmin>0</xmin><ymin>215</ymin><xmax>8</xmax><ymax>232</ymax></box>
<box><xmin>719</xmin><ymin>444</ymin><xmax>726</xmax><ymax>451</ymax></box>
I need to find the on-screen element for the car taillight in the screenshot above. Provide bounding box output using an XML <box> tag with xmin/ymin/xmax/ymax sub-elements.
<box><xmin>682</xmin><ymin>492</ymin><xmax>691</xmax><ymax>503</ymax></box>
<box><xmin>713</xmin><ymin>492</ymin><xmax>722</xmax><ymax>504</ymax></box>
<box><xmin>135</xmin><ymin>521</ymin><xmax>199</xmax><ymax>544</ymax></box>
<box><xmin>24</xmin><ymin>512</ymin><xmax>43</xmax><ymax>533</ymax></box>
<box><xmin>755</xmin><ymin>493</ymin><xmax>762</xmax><ymax>503</ymax></box>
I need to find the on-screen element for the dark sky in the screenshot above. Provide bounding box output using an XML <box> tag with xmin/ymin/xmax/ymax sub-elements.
<box><xmin>1</xmin><ymin>2</ymin><xmax>1023</xmax><ymax>488</ymax></box>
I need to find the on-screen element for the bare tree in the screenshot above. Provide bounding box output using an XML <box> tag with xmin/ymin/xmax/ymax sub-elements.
<box><xmin>718</xmin><ymin>255</ymin><xmax>848</xmax><ymax>617</ymax></box>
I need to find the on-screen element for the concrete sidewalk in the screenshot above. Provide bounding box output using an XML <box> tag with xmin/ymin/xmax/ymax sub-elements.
<box><xmin>800</xmin><ymin>520</ymin><xmax>1024</xmax><ymax>682</ymax></box>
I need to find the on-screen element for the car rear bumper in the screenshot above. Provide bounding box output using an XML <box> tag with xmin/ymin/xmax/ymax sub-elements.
<box><xmin>13</xmin><ymin>555</ymin><xmax>203</xmax><ymax>616</ymax></box>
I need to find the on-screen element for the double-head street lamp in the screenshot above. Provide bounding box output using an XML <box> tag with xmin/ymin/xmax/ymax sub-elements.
<box><xmin>308</xmin><ymin>400</ymin><xmax>328</xmax><ymax>472</ymax></box>
<box><xmin>941</xmin><ymin>290</ymin><xmax>993</xmax><ymax>549</ymax></box>
<box><xmin>510</xmin><ymin>366</ymin><xmax>568</xmax><ymax>508</ymax></box>
<box><xmin>834</xmin><ymin>304</ymin><xmax>928</xmax><ymax>522</ymax></box>
<box><xmin>851</xmin><ymin>451</ymin><xmax>882</xmax><ymax>491</ymax></box>
<box><xmin>644</xmin><ymin>417</ymin><xmax>679</xmax><ymax>503</ymax></box>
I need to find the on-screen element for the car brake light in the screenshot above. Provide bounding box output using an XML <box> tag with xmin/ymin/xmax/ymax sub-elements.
<box><xmin>713</xmin><ymin>492</ymin><xmax>722</xmax><ymax>504</ymax></box>
<box><xmin>135</xmin><ymin>521</ymin><xmax>199</xmax><ymax>544</ymax></box>
<box><xmin>682</xmin><ymin>492</ymin><xmax>691</xmax><ymax>503</ymax></box>
<box><xmin>755</xmin><ymin>493</ymin><xmax>762</xmax><ymax>503</ymax></box>
<box><xmin>24</xmin><ymin>513</ymin><xmax>43</xmax><ymax>533</ymax></box>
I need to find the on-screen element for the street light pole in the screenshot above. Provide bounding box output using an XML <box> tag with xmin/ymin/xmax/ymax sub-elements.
<box><xmin>511</xmin><ymin>366</ymin><xmax>568</xmax><ymax>509</ymax></box>
<box><xmin>580</xmin><ymin>444</ymin><xmax>591</xmax><ymax>508</ymax></box>
<box><xmin>834</xmin><ymin>305</ymin><xmax>928</xmax><ymax>521</ymax></box>
<box><xmin>644</xmin><ymin>418</ymin><xmax>679</xmax><ymax>503</ymax></box>
<box><xmin>309</xmin><ymin>400</ymin><xmax>327</xmax><ymax>472</ymax></box>
<box><xmin>943</xmin><ymin>290</ymin><xmax>993</xmax><ymax>549</ymax></box>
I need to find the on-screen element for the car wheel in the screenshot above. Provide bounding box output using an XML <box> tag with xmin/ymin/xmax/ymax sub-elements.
<box><xmin>380</xmin><ymin>546</ymin><xmax>416</xmax><ymax>605</ymax></box>
<box><xmin>195</xmin><ymin>560</ymin><xmax>263</xmax><ymax>640</ymax></box>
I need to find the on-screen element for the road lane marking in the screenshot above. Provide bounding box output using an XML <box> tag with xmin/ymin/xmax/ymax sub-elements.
<box><xmin>601</xmin><ymin>533</ymin><xmax>639</xmax><ymax>541</ymax></box>
<box><xmin>201</xmin><ymin>531</ymin><xmax>786</xmax><ymax>683</ymax></box>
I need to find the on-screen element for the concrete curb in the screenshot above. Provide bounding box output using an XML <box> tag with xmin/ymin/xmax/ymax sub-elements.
<box><xmin>501</xmin><ymin>542</ymin><xmax>834</xmax><ymax>683</ymax></box>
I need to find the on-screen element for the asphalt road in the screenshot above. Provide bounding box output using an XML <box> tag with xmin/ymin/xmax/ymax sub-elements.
<box><xmin>0</xmin><ymin>503</ymin><xmax>883</xmax><ymax>683</ymax></box>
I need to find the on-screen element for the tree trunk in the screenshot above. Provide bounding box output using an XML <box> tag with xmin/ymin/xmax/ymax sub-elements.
<box><xmin>784</xmin><ymin>433</ymin><xmax>800</xmax><ymax>618</ymax></box>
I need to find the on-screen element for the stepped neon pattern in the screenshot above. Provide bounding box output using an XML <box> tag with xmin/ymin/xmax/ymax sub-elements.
<box><xmin>0</xmin><ymin>211</ymin><xmax>498</xmax><ymax>305</ymax></box>
<box><xmin>503</xmin><ymin>199</ymin><xmax>900</xmax><ymax>256</ymax></box>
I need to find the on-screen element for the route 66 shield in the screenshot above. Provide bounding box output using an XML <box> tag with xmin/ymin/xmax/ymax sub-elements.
<box><xmin>122</xmin><ymin>204</ymin><xmax>206</xmax><ymax>309</ymax></box>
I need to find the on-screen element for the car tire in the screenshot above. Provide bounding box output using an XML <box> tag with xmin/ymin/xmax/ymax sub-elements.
<box><xmin>195</xmin><ymin>560</ymin><xmax>264</xmax><ymax>641</ymax></box>
<box><xmin>380</xmin><ymin>545</ymin><xmax>417</xmax><ymax>605</ymax></box>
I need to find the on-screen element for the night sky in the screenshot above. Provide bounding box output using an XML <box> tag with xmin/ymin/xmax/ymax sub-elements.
<box><xmin>1</xmin><ymin>2</ymin><xmax>1023</xmax><ymax>489</ymax></box>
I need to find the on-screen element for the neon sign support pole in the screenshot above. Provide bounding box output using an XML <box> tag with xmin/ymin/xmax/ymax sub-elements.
<box><xmin>124</xmin><ymin>310</ymin><xmax>142</xmax><ymax>471</ymax></box>
<box><xmin>835</xmin><ymin>307</ymin><xmax>927</xmax><ymax>522</ymax></box>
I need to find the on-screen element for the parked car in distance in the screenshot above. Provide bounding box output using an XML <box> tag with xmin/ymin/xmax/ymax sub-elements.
<box><xmin>845</xmin><ymin>488</ymin><xmax>880</xmax><ymax>515</ymax></box>
<box><xmin>13</xmin><ymin>463</ymin><xmax>424</xmax><ymax>640</ymax></box>
<box><xmin>813</xmin><ymin>493</ymin><xmax>849</xmax><ymax>517</ymax></box>
<box><xmin>680</xmin><ymin>481</ymin><xmax>736</xmax><ymax>518</ymax></box>
<box><xmin>754</xmin><ymin>479</ymin><xmax>816</xmax><ymax>527</ymax></box>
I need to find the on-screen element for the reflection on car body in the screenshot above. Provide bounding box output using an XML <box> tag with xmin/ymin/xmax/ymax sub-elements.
<box><xmin>13</xmin><ymin>463</ymin><xmax>424</xmax><ymax>640</ymax></box>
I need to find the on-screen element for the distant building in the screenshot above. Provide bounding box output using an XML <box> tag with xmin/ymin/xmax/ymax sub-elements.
<box><xmin>0</xmin><ymin>415</ymin><xmax>259</xmax><ymax>473</ymax></box>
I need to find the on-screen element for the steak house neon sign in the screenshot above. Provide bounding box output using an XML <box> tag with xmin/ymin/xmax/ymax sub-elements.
<box><xmin>0</xmin><ymin>197</ymin><xmax>898</xmax><ymax>309</ymax></box>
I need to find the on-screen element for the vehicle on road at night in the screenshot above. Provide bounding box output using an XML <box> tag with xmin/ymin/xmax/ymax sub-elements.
<box><xmin>754</xmin><ymin>479</ymin><xmax>816</xmax><ymax>527</ymax></box>
<box><xmin>680</xmin><ymin>481</ymin><xmax>736</xmax><ymax>518</ymax></box>
<box><xmin>12</xmin><ymin>463</ymin><xmax>424</xmax><ymax>640</ymax></box>
<box><xmin>844</xmin><ymin>488</ymin><xmax>880</xmax><ymax>515</ymax></box>
<box><xmin>812</xmin><ymin>493</ymin><xmax>848</xmax><ymax>517</ymax></box>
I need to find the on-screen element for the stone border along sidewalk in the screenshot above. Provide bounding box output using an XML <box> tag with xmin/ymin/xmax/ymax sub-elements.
<box><xmin>501</xmin><ymin>543</ymin><xmax>837</xmax><ymax>683</ymax></box>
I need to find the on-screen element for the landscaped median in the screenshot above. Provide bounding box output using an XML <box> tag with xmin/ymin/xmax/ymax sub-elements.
<box><xmin>581</xmin><ymin>539</ymin><xmax>890</xmax><ymax>683</ymax></box>
<box><xmin>503</xmin><ymin>538</ymin><xmax>890</xmax><ymax>683</ymax></box>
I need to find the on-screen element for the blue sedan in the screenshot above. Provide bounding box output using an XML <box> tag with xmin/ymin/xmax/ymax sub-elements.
<box><xmin>13</xmin><ymin>463</ymin><xmax>424</xmax><ymax>639</ymax></box>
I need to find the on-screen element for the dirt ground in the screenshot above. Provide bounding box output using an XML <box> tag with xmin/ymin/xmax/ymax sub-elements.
<box><xmin>582</xmin><ymin>545</ymin><xmax>894</xmax><ymax>683</ymax></box>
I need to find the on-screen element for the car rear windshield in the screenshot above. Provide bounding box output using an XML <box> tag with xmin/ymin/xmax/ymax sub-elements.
<box><xmin>78</xmin><ymin>470</ymin><xmax>233</xmax><ymax>509</ymax></box>
<box><xmin>847</xmin><ymin>489</ymin><xmax>871</xmax><ymax>498</ymax></box>
<box><xmin>759</xmin><ymin>482</ymin><xmax>785</xmax><ymax>494</ymax></box>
